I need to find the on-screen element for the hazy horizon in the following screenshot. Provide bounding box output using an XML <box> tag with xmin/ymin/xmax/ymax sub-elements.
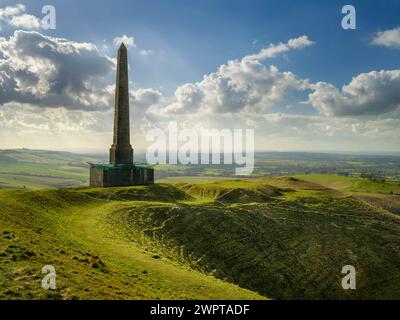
<box><xmin>2</xmin><ymin>147</ymin><xmax>400</xmax><ymax>157</ymax></box>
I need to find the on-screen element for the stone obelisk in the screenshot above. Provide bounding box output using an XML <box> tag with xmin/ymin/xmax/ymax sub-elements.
<box><xmin>89</xmin><ymin>43</ymin><xmax>154</xmax><ymax>187</ymax></box>
<box><xmin>109</xmin><ymin>43</ymin><xmax>134</xmax><ymax>165</ymax></box>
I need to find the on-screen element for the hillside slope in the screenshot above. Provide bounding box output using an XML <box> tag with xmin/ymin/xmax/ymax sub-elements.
<box><xmin>108</xmin><ymin>180</ymin><xmax>400</xmax><ymax>299</ymax></box>
<box><xmin>1</xmin><ymin>179</ymin><xmax>400</xmax><ymax>299</ymax></box>
<box><xmin>0</xmin><ymin>185</ymin><xmax>263</xmax><ymax>300</ymax></box>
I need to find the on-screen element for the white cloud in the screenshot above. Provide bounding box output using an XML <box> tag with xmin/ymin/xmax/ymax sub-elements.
<box><xmin>163</xmin><ymin>83</ymin><xmax>204</xmax><ymax>113</ymax></box>
<box><xmin>0</xmin><ymin>4</ymin><xmax>25</xmax><ymax>20</ymax></box>
<box><xmin>9</xmin><ymin>14</ymin><xmax>41</xmax><ymax>29</ymax></box>
<box><xmin>308</xmin><ymin>70</ymin><xmax>400</xmax><ymax>116</ymax></box>
<box><xmin>0</xmin><ymin>30</ymin><xmax>399</xmax><ymax>152</ymax></box>
<box><xmin>113</xmin><ymin>35</ymin><xmax>136</xmax><ymax>48</ymax></box>
<box><xmin>244</xmin><ymin>35</ymin><xmax>314</xmax><ymax>61</ymax></box>
<box><xmin>131</xmin><ymin>88</ymin><xmax>163</xmax><ymax>109</ymax></box>
<box><xmin>371</xmin><ymin>27</ymin><xmax>400</xmax><ymax>48</ymax></box>
<box><xmin>0</xmin><ymin>4</ymin><xmax>41</xmax><ymax>30</ymax></box>
<box><xmin>0</xmin><ymin>30</ymin><xmax>115</xmax><ymax>110</ymax></box>
<box><xmin>161</xmin><ymin>36</ymin><xmax>312</xmax><ymax>115</ymax></box>
<box><xmin>0</xmin><ymin>30</ymin><xmax>166</xmax><ymax>147</ymax></box>
<box><xmin>349</xmin><ymin>118</ymin><xmax>400</xmax><ymax>138</ymax></box>
<box><xmin>159</xmin><ymin>36</ymin><xmax>399</xmax><ymax>119</ymax></box>
<box><xmin>0</xmin><ymin>102</ymin><xmax>105</xmax><ymax>133</ymax></box>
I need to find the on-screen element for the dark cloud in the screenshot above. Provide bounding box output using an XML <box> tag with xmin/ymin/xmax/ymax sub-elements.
<box><xmin>0</xmin><ymin>30</ymin><xmax>114</xmax><ymax>110</ymax></box>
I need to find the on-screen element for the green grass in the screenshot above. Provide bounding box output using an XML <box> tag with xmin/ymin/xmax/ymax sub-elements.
<box><xmin>294</xmin><ymin>174</ymin><xmax>400</xmax><ymax>194</ymax></box>
<box><xmin>177</xmin><ymin>180</ymin><xmax>284</xmax><ymax>203</ymax></box>
<box><xmin>0</xmin><ymin>186</ymin><xmax>264</xmax><ymax>300</ymax></box>
<box><xmin>292</xmin><ymin>174</ymin><xmax>400</xmax><ymax>215</ymax></box>
<box><xmin>156</xmin><ymin>176</ymin><xmax>236</xmax><ymax>184</ymax></box>
<box><xmin>107</xmin><ymin>183</ymin><xmax>400</xmax><ymax>299</ymax></box>
<box><xmin>0</xmin><ymin>151</ymin><xmax>96</xmax><ymax>189</ymax></box>
<box><xmin>1</xmin><ymin>177</ymin><xmax>400</xmax><ymax>299</ymax></box>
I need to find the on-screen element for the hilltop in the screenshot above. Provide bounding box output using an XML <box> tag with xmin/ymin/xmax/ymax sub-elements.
<box><xmin>1</xmin><ymin>177</ymin><xmax>399</xmax><ymax>299</ymax></box>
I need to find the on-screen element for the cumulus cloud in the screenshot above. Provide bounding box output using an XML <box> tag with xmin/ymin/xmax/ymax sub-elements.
<box><xmin>371</xmin><ymin>27</ymin><xmax>400</xmax><ymax>48</ymax></box>
<box><xmin>113</xmin><ymin>35</ymin><xmax>136</xmax><ymax>48</ymax></box>
<box><xmin>0</xmin><ymin>30</ymin><xmax>115</xmax><ymax>110</ymax></box>
<box><xmin>131</xmin><ymin>88</ymin><xmax>163</xmax><ymax>109</ymax></box>
<box><xmin>0</xmin><ymin>4</ymin><xmax>41</xmax><ymax>30</ymax></box>
<box><xmin>9</xmin><ymin>14</ymin><xmax>41</xmax><ymax>29</ymax></box>
<box><xmin>163</xmin><ymin>83</ymin><xmax>204</xmax><ymax>113</ymax></box>
<box><xmin>160</xmin><ymin>34</ymin><xmax>399</xmax><ymax>119</ymax></box>
<box><xmin>0</xmin><ymin>30</ymin><xmax>166</xmax><ymax>145</ymax></box>
<box><xmin>161</xmin><ymin>36</ymin><xmax>312</xmax><ymax>115</ymax></box>
<box><xmin>308</xmin><ymin>70</ymin><xmax>400</xmax><ymax>116</ymax></box>
<box><xmin>244</xmin><ymin>35</ymin><xmax>314</xmax><ymax>61</ymax></box>
<box><xmin>0</xmin><ymin>4</ymin><xmax>25</xmax><ymax>19</ymax></box>
<box><xmin>0</xmin><ymin>102</ymin><xmax>105</xmax><ymax>133</ymax></box>
<box><xmin>1</xmin><ymin>29</ymin><xmax>398</xmax><ymax>152</ymax></box>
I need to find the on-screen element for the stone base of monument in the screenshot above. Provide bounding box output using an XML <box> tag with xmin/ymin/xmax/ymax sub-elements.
<box><xmin>89</xmin><ymin>163</ymin><xmax>155</xmax><ymax>187</ymax></box>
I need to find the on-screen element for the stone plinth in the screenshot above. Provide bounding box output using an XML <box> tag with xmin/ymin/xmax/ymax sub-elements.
<box><xmin>90</xmin><ymin>164</ymin><xmax>154</xmax><ymax>187</ymax></box>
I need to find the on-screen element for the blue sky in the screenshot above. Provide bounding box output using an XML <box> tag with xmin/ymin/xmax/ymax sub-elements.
<box><xmin>5</xmin><ymin>0</ymin><xmax>398</xmax><ymax>91</ymax></box>
<box><xmin>0</xmin><ymin>0</ymin><xmax>399</xmax><ymax>152</ymax></box>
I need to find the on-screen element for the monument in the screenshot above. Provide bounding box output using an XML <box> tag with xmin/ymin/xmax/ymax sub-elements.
<box><xmin>89</xmin><ymin>43</ymin><xmax>154</xmax><ymax>187</ymax></box>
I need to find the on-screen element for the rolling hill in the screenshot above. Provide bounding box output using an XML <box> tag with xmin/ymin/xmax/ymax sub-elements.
<box><xmin>1</xmin><ymin>177</ymin><xmax>399</xmax><ymax>299</ymax></box>
<box><xmin>0</xmin><ymin>149</ymin><xmax>102</xmax><ymax>189</ymax></box>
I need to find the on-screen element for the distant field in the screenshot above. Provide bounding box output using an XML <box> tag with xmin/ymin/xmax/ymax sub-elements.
<box><xmin>294</xmin><ymin>174</ymin><xmax>400</xmax><ymax>194</ymax></box>
<box><xmin>1</xmin><ymin>149</ymin><xmax>400</xmax><ymax>189</ymax></box>
<box><xmin>0</xmin><ymin>149</ymin><xmax>102</xmax><ymax>189</ymax></box>
<box><xmin>293</xmin><ymin>174</ymin><xmax>400</xmax><ymax>215</ymax></box>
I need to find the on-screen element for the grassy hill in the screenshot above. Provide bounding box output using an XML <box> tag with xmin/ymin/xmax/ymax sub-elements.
<box><xmin>0</xmin><ymin>185</ymin><xmax>263</xmax><ymax>300</ymax></box>
<box><xmin>1</xmin><ymin>177</ymin><xmax>400</xmax><ymax>299</ymax></box>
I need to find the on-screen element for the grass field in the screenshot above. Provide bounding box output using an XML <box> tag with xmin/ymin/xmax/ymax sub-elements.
<box><xmin>156</xmin><ymin>176</ymin><xmax>236</xmax><ymax>184</ymax></box>
<box><xmin>294</xmin><ymin>174</ymin><xmax>400</xmax><ymax>193</ymax></box>
<box><xmin>0</xmin><ymin>186</ymin><xmax>264</xmax><ymax>300</ymax></box>
<box><xmin>292</xmin><ymin>174</ymin><xmax>400</xmax><ymax>215</ymax></box>
<box><xmin>0</xmin><ymin>149</ymin><xmax>101</xmax><ymax>189</ymax></box>
<box><xmin>1</xmin><ymin>177</ymin><xmax>400</xmax><ymax>299</ymax></box>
